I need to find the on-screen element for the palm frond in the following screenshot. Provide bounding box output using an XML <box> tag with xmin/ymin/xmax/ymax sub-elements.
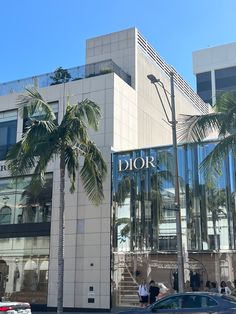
<box><xmin>18</xmin><ymin>87</ymin><xmax>56</xmax><ymax>121</ymax></box>
<box><xmin>60</xmin><ymin>107</ymin><xmax>89</xmax><ymax>145</ymax></box>
<box><xmin>80</xmin><ymin>141</ymin><xmax>107</xmax><ymax>205</ymax></box>
<box><xmin>31</xmin><ymin>146</ymin><xmax>57</xmax><ymax>186</ymax></box>
<box><xmin>7</xmin><ymin>120</ymin><xmax>58</xmax><ymax>177</ymax></box>
<box><xmin>178</xmin><ymin>92</ymin><xmax>236</xmax><ymax>143</ymax></box>
<box><xmin>22</xmin><ymin>119</ymin><xmax>56</xmax><ymax>145</ymax></box>
<box><xmin>74</xmin><ymin>99</ymin><xmax>101</xmax><ymax>131</ymax></box>
<box><xmin>114</xmin><ymin>176</ymin><xmax>131</xmax><ymax>205</ymax></box>
<box><xmin>215</xmin><ymin>91</ymin><xmax>236</xmax><ymax>113</ymax></box>
<box><xmin>178</xmin><ymin>112</ymin><xmax>225</xmax><ymax>143</ymax></box>
<box><xmin>65</xmin><ymin>145</ymin><xmax>79</xmax><ymax>193</ymax></box>
<box><xmin>115</xmin><ymin>217</ymin><xmax>130</xmax><ymax>227</ymax></box>
<box><xmin>200</xmin><ymin>134</ymin><xmax>236</xmax><ymax>174</ymax></box>
<box><xmin>7</xmin><ymin>141</ymin><xmax>37</xmax><ymax>176</ymax></box>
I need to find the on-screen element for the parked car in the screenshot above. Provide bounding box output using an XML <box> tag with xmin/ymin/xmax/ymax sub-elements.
<box><xmin>119</xmin><ymin>292</ymin><xmax>236</xmax><ymax>314</ymax></box>
<box><xmin>0</xmin><ymin>301</ymin><xmax>31</xmax><ymax>314</ymax></box>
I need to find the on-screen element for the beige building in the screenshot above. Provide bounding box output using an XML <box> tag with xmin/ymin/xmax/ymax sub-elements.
<box><xmin>0</xmin><ymin>28</ymin><xmax>209</xmax><ymax>310</ymax></box>
<box><xmin>193</xmin><ymin>41</ymin><xmax>236</xmax><ymax>105</ymax></box>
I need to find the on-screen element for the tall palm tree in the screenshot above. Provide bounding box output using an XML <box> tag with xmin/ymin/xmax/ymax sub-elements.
<box><xmin>178</xmin><ymin>91</ymin><xmax>236</xmax><ymax>172</ymax></box>
<box><xmin>6</xmin><ymin>88</ymin><xmax>107</xmax><ymax>314</ymax></box>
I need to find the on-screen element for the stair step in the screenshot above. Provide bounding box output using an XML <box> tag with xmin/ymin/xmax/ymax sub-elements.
<box><xmin>117</xmin><ymin>266</ymin><xmax>141</xmax><ymax>308</ymax></box>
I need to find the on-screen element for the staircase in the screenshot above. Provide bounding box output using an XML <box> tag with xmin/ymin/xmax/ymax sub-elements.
<box><xmin>117</xmin><ymin>266</ymin><xmax>139</xmax><ymax>307</ymax></box>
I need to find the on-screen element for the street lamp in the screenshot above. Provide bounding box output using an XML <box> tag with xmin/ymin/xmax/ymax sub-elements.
<box><xmin>147</xmin><ymin>72</ymin><xmax>185</xmax><ymax>293</ymax></box>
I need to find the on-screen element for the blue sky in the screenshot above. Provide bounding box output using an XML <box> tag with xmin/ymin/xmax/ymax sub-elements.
<box><xmin>1</xmin><ymin>0</ymin><xmax>236</xmax><ymax>89</ymax></box>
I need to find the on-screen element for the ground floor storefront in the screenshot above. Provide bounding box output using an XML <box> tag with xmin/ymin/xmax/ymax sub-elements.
<box><xmin>0</xmin><ymin>237</ymin><xmax>49</xmax><ymax>304</ymax></box>
<box><xmin>2</xmin><ymin>141</ymin><xmax>236</xmax><ymax>309</ymax></box>
<box><xmin>0</xmin><ymin>174</ymin><xmax>52</xmax><ymax>306</ymax></box>
<box><xmin>112</xmin><ymin>251</ymin><xmax>236</xmax><ymax>306</ymax></box>
<box><xmin>112</xmin><ymin>142</ymin><xmax>236</xmax><ymax>306</ymax></box>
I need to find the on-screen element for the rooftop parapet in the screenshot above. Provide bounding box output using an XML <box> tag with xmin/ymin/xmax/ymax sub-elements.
<box><xmin>0</xmin><ymin>59</ymin><xmax>131</xmax><ymax>96</ymax></box>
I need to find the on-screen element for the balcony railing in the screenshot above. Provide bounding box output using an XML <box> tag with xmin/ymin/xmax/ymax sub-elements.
<box><xmin>0</xmin><ymin>59</ymin><xmax>131</xmax><ymax>96</ymax></box>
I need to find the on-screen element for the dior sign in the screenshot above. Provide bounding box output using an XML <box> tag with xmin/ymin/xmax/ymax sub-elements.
<box><xmin>118</xmin><ymin>156</ymin><xmax>156</xmax><ymax>172</ymax></box>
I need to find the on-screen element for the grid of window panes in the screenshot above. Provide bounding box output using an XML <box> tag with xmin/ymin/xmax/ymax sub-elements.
<box><xmin>112</xmin><ymin>142</ymin><xmax>236</xmax><ymax>253</ymax></box>
<box><xmin>0</xmin><ymin>236</ymin><xmax>49</xmax><ymax>304</ymax></box>
<box><xmin>196</xmin><ymin>72</ymin><xmax>212</xmax><ymax>104</ymax></box>
<box><xmin>0</xmin><ymin>174</ymin><xmax>53</xmax><ymax>225</ymax></box>
<box><xmin>0</xmin><ymin>110</ymin><xmax>17</xmax><ymax>161</ymax></box>
<box><xmin>215</xmin><ymin>66</ymin><xmax>236</xmax><ymax>98</ymax></box>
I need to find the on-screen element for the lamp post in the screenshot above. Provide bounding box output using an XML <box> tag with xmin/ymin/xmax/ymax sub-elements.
<box><xmin>147</xmin><ymin>72</ymin><xmax>185</xmax><ymax>293</ymax></box>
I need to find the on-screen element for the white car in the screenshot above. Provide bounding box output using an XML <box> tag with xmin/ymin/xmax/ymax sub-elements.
<box><xmin>0</xmin><ymin>302</ymin><xmax>31</xmax><ymax>314</ymax></box>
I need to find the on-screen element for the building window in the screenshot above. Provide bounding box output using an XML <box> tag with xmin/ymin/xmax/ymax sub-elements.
<box><xmin>215</xmin><ymin>66</ymin><xmax>236</xmax><ymax>97</ymax></box>
<box><xmin>0</xmin><ymin>110</ymin><xmax>17</xmax><ymax>161</ymax></box>
<box><xmin>0</xmin><ymin>173</ymin><xmax>53</xmax><ymax>225</ymax></box>
<box><xmin>0</xmin><ymin>206</ymin><xmax>11</xmax><ymax>224</ymax></box>
<box><xmin>0</xmin><ymin>236</ymin><xmax>49</xmax><ymax>304</ymax></box>
<box><xmin>196</xmin><ymin>72</ymin><xmax>212</xmax><ymax>104</ymax></box>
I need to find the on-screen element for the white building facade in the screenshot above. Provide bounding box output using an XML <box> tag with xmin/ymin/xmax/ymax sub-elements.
<box><xmin>193</xmin><ymin>42</ymin><xmax>236</xmax><ymax>105</ymax></box>
<box><xmin>0</xmin><ymin>28</ymin><xmax>208</xmax><ymax>310</ymax></box>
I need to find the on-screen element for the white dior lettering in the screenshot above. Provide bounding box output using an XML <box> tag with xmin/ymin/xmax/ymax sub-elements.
<box><xmin>146</xmin><ymin>156</ymin><xmax>155</xmax><ymax>168</ymax></box>
<box><xmin>118</xmin><ymin>159</ymin><xmax>129</xmax><ymax>171</ymax></box>
<box><xmin>118</xmin><ymin>156</ymin><xmax>156</xmax><ymax>171</ymax></box>
<box><xmin>133</xmin><ymin>157</ymin><xmax>145</xmax><ymax>170</ymax></box>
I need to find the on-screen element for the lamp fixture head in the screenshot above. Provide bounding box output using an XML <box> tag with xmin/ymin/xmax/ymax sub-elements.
<box><xmin>147</xmin><ymin>74</ymin><xmax>160</xmax><ymax>84</ymax></box>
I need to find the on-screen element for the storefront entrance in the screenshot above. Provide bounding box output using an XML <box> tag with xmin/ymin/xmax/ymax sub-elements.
<box><xmin>112</xmin><ymin>144</ymin><xmax>236</xmax><ymax>306</ymax></box>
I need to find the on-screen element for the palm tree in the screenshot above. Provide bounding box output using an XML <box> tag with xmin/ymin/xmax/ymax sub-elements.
<box><xmin>178</xmin><ymin>91</ymin><xmax>236</xmax><ymax>172</ymax></box>
<box><xmin>6</xmin><ymin>88</ymin><xmax>107</xmax><ymax>314</ymax></box>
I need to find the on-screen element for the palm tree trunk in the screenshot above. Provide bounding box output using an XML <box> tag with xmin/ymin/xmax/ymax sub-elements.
<box><xmin>212</xmin><ymin>213</ymin><xmax>219</xmax><ymax>251</ymax></box>
<box><xmin>57</xmin><ymin>150</ymin><xmax>65</xmax><ymax>314</ymax></box>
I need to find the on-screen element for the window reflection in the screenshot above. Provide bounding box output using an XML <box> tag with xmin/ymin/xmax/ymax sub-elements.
<box><xmin>112</xmin><ymin>142</ymin><xmax>236</xmax><ymax>307</ymax></box>
<box><xmin>0</xmin><ymin>237</ymin><xmax>49</xmax><ymax>304</ymax></box>
<box><xmin>113</xmin><ymin>149</ymin><xmax>177</xmax><ymax>252</ymax></box>
<box><xmin>0</xmin><ymin>110</ymin><xmax>17</xmax><ymax>161</ymax></box>
<box><xmin>0</xmin><ymin>205</ymin><xmax>11</xmax><ymax>224</ymax></box>
<box><xmin>0</xmin><ymin>174</ymin><xmax>52</xmax><ymax>225</ymax></box>
<box><xmin>112</xmin><ymin>143</ymin><xmax>236</xmax><ymax>252</ymax></box>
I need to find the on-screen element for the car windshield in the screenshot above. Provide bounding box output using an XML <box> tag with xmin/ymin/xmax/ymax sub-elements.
<box><xmin>221</xmin><ymin>295</ymin><xmax>236</xmax><ymax>303</ymax></box>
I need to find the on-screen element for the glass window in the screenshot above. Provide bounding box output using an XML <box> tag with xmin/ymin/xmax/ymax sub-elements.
<box><xmin>196</xmin><ymin>72</ymin><xmax>212</xmax><ymax>104</ymax></box>
<box><xmin>153</xmin><ymin>296</ymin><xmax>181</xmax><ymax>310</ymax></box>
<box><xmin>0</xmin><ymin>110</ymin><xmax>17</xmax><ymax>160</ymax></box>
<box><xmin>0</xmin><ymin>236</ymin><xmax>49</xmax><ymax>304</ymax></box>
<box><xmin>112</xmin><ymin>142</ymin><xmax>236</xmax><ymax>307</ymax></box>
<box><xmin>206</xmin><ymin>296</ymin><xmax>218</xmax><ymax>307</ymax></box>
<box><xmin>215</xmin><ymin>66</ymin><xmax>236</xmax><ymax>96</ymax></box>
<box><xmin>181</xmin><ymin>295</ymin><xmax>217</xmax><ymax>308</ymax></box>
<box><xmin>0</xmin><ymin>206</ymin><xmax>11</xmax><ymax>224</ymax></box>
<box><xmin>182</xmin><ymin>295</ymin><xmax>198</xmax><ymax>308</ymax></box>
<box><xmin>0</xmin><ymin>173</ymin><xmax>52</xmax><ymax>225</ymax></box>
<box><xmin>221</xmin><ymin>295</ymin><xmax>236</xmax><ymax>303</ymax></box>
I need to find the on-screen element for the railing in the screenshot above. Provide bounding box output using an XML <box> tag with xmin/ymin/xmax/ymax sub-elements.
<box><xmin>137</xmin><ymin>32</ymin><xmax>209</xmax><ymax>115</ymax></box>
<box><xmin>0</xmin><ymin>59</ymin><xmax>131</xmax><ymax>96</ymax></box>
